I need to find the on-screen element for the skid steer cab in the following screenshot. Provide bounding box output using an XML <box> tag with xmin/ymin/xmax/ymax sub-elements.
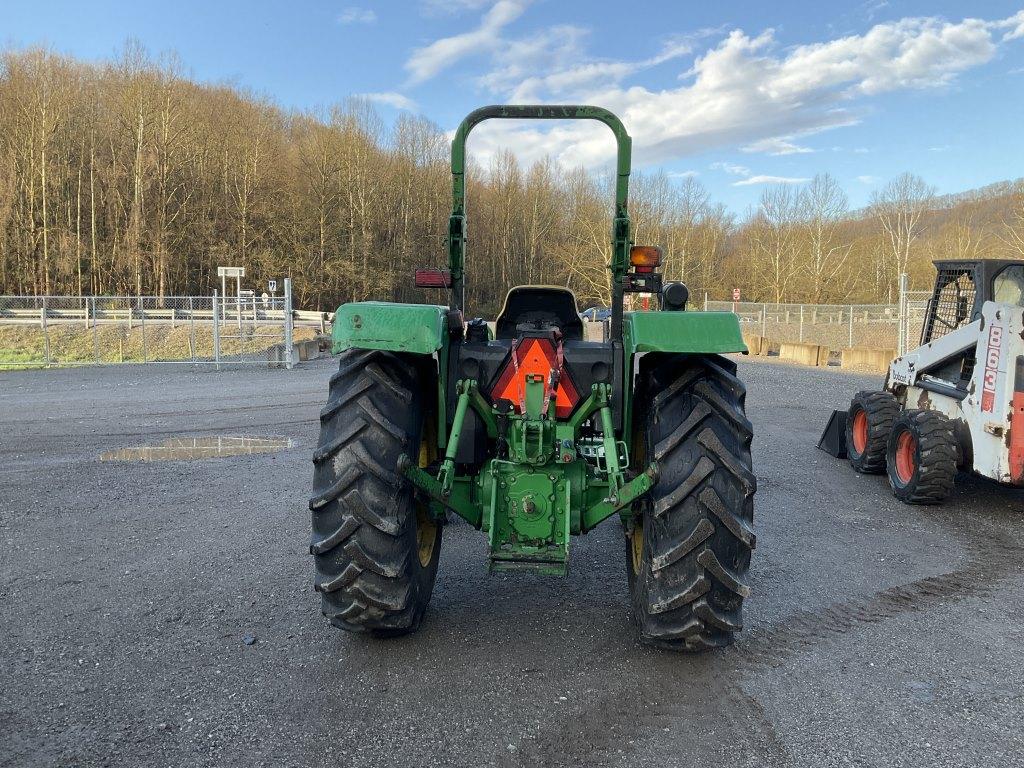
<box><xmin>821</xmin><ymin>259</ymin><xmax>1024</xmax><ymax>504</ymax></box>
<box><xmin>310</xmin><ymin>105</ymin><xmax>756</xmax><ymax>651</ymax></box>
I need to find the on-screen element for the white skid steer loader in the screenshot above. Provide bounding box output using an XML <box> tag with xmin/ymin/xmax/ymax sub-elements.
<box><xmin>819</xmin><ymin>259</ymin><xmax>1024</xmax><ymax>504</ymax></box>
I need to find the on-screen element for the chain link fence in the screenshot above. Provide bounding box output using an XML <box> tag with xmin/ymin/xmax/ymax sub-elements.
<box><xmin>705</xmin><ymin>300</ymin><xmax>905</xmax><ymax>350</ymax></box>
<box><xmin>896</xmin><ymin>274</ymin><xmax>932</xmax><ymax>356</ymax></box>
<box><xmin>0</xmin><ymin>280</ymin><xmax>325</xmax><ymax>369</ymax></box>
<box><xmin>704</xmin><ymin>275</ymin><xmax>934</xmax><ymax>356</ymax></box>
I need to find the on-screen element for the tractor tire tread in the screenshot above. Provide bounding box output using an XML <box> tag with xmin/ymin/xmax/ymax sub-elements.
<box><xmin>630</xmin><ymin>355</ymin><xmax>755</xmax><ymax>652</ymax></box>
<box><xmin>847</xmin><ymin>391</ymin><xmax>900</xmax><ymax>474</ymax></box>
<box><xmin>310</xmin><ymin>348</ymin><xmax>440</xmax><ymax>636</ymax></box>
<box><xmin>886</xmin><ymin>409</ymin><xmax>957</xmax><ymax>504</ymax></box>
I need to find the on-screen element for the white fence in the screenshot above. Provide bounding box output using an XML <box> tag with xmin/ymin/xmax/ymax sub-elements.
<box><xmin>705</xmin><ymin>275</ymin><xmax>932</xmax><ymax>356</ymax></box>
<box><xmin>0</xmin><ymin>279</ymin><xmax>330</xmax><ymax>369</ymax></box>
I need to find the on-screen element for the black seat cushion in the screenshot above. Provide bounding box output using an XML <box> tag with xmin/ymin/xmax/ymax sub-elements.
<box><xmin>495</xmin><ymin>286</ymin><xmax>583</xmax><ymax>341</ymax></box>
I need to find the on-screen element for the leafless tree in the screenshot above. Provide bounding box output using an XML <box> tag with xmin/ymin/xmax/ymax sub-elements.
<box><xmin>798</xmin><ymin>173</ymin><xmax>852</xmax><ymax>303</ymax></box>
<box><xmin>871</xmin><ymin>172</ymin><xmax>936</xmax><ymax>297</ymax></box>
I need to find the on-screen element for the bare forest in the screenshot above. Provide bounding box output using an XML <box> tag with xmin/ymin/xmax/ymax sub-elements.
<box><xmin>1</xmin><ymin>46</ymin><xmax>1023</xmax><ymax>314</ymax></box>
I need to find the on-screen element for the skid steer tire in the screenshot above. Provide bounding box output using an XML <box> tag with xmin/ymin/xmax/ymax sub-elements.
<box><xmin>627</xmin><ymin>355</ymin><xmax>756</xmax><ymax>652</ymax></box>
<box><xmin>846</xmin><ymin>391</ymin><xmax>900</xmax><ymax>474</ymax></box>
<box><xmin>886</xmin><ymin>409</ymin><xmax>957</xmax><ymax>505</ymax></box>
<box><xmin>309</xmin><ymin>349</ymin><xmax>441</xmax><ymax>636</ymax></box>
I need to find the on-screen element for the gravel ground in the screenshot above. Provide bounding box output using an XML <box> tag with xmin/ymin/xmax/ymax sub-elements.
<box><xmin>1</xmin><ymin>356</ymin><xmax>1022</xmax><ymax>768</ymax></box>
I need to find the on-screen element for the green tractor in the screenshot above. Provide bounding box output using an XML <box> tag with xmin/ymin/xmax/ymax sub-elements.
<box><xmin>309</xmin><ymin>105</ymin><xmax>756</xmax><ymax>651</ymax></box>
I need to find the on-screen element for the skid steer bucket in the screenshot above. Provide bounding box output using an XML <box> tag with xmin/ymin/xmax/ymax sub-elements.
<box><xmin>818</xmin><ymin>409</ymin><xmax>848</xmax><ymax>458</ymax></box>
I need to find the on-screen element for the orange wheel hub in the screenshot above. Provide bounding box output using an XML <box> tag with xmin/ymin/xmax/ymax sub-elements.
<box><xmin>852</xmin><ymin>410</ymin><xmax>868</xmax><ymax>455</ymax></box>
<box><xmin>895</xmin><ymin>430</ymin><xmax>917</xmax><ymax>485</ymax></box>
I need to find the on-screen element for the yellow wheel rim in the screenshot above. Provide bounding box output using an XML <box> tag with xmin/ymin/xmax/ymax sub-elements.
<box><xmin>415</xmin><ymin>425</ymin><xmax>438</xmax><ymax>568</ymax></box>
<box><xmin>630</xmin><ymin>523</ymin><xmax>644</xmax><ymax>574</ymax></box>
<box><xmin>629</xmin><ymin>422</ymin><xmax>646</xmax><ymax>575</ymax></box>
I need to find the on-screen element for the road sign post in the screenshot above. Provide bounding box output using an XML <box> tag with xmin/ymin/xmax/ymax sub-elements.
<box><xmin>217</xmin><ymin>266</ymin><xmax>245</xmax><ymax>323</ymax></box>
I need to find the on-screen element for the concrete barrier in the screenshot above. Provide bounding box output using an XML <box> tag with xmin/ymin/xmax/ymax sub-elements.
<box><xmin>841</xmin><ymin>346</ymin><xmax>895</xmax><ymax>372</ymax></box>
<box><xmin>268</xmin><ymin>339</ymin><xmax>323</xmax><ymax>368</ymax></box>
<box><xmin>741</xmin><ymin>333</ymin><xmax>768</xmax><ymax>356</ymax></box>
<box><xmin>779</xmin><ymin>341</ymin><xmax>830</xmax><ymax>367</ymax></box>
<box><xmin>583</xmin><ymin>321</ymin><xmax>605</xmax><ymax>342</ymax></box>
<box><xmin>296</xmin><ymin>339</ymin><xmax>322</xmax><ymax>362</ymax></box>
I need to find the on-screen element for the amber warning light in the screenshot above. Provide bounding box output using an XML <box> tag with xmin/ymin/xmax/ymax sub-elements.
<box><xmin>629</xmin><ymin>246</ymin><xmax>662</xmax><ymax>273</ymax></box>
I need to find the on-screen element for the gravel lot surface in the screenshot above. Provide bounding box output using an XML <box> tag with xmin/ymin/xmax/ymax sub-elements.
<box><xmin>2</xmin><ymin>356</ymin><xmax>1022</xmax><ymax>767</ymax></box>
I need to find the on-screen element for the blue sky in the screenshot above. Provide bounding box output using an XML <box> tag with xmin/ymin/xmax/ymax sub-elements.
<box><xmin>2</xmin><ymin>1</ymin><xmax>1023</xmax><ymax>213</ymax></box>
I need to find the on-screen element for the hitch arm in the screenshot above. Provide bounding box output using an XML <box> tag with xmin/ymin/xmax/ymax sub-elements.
<box><xmin>581</xmin><ymin>463</ymin><xmax>658</xmax><ymax>532</ymax></box>
<box><xmin>436</xmin><ymin>379</ymin><xmax>476</xmax><ymax>494</ymax></box>
<box><xmin>397</xmin><ymin>378</ymin><xmax>484</xmax><ymax>527</ymax></box>
<box><xmin>397</xmin><ymin>455</ymin><xmax>481</xmax><ymax>527</ymax></box>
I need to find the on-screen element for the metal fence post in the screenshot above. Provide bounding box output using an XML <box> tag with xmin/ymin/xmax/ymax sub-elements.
<box><xmin>897</xmin><ymin>273</ymin><xmax>908</xmax><ymax>356</ymax></box>
<box><xmin>189</xmin><ymin>296</ymin><xmax>196</xmax><ymax>364</ymax></box>
<box><xmin>761</xmin><ymin>304</ymin><xmax>767</xmax><ymax>337</ymax></box>
<box><xmin>92</xmin><ymin>297</ymin><xmax>100</xmax><ymax>364</ymax></box>
<box><xmin>703</xmin><ymin>292</ymin><xmax>708</xmax><ymax>312</ymax></box>
<box><xmin>42</xmin><ymin>296</ymin><xmax>50</xmax><ymax>367</ymax></box>
<box><xmin>284</xmin><ymin>278</ymin><xmax>294</xmax><ymax>370</ymax></box>
<box><xmin>139</xmin><ymin>297</ymin><xmax>148</xmax><ymax>363</ymax></box>
<box><xmin>799</xmin><ymin>305</ymin><xmax>804</xmax><ymax>342</ymax></box>
<box><xmin>212</xmin><ymin>291</ymin><xmax>221</xmax><ymax>371</ymax></box>
<box><xmin>848</xmin><ymin>305</ymin><xmax>854</xmax><ymax>348</ymax></box>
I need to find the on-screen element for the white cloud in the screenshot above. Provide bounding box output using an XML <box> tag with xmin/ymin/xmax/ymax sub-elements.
<box><xmin>741</xmin><ymin>136</ymin><xmax>815</xmax><ymax>155</ymax></box>
<box><xmin>405</xmin><ymin>0</ymin><xmax>529</xmax><ymax>85</ymax></box>
<box><xmin>864</xmin><ymin>1</ymin><xmax>889</xmax><ymax>22</ymax></box>
<box><xmin>485</xmin><ymin>31</ymin><xmax>701</xmax><ymax>102</ymax></box>
<box><xmin>436</xmin><ymin>10</ymin><xmax>1024</xmax><ymax>171</ymax></box>
<box><xmin>359</xmin><ymin>92</ymin><xmax>418</xmax><ymax>111</ymax></box>
<box><xmin>733</xmin><ymin>175</ymin><xmax>810</xmax><ymax>186</ymax></box>
<box><xmin>338</xmin><ymin>7</ymin><xmax>376</xmax><ymax>24</ymax></box>
<box><xmin>928</xmin><ymin>144</ymin><xmax>950</xmax><ymax>152</ymax></box>
<box><xmin>711</xmin><ymin>161</ymin><xmax>751</xmax><ymax>176</ymax></box>
<box><xmin>857</xmin><ymin>175</ymin><xmax>880</xmax><ymax>184</ymax></box>
<box><xmin>419</xmin><ymin>0</ymin><xmax>492</xmax><ymax>15</ymax></box>
<box><xmin>852</xmin><ymin>147</ymin><xmax>870</xmax><ymax>154</ymax></box>
<box><xmin>999</xmin><ymin>10</ymin><xmax>1024</xmax><ymax>41</ymax></box>
<box><xmin>667</xmin><ymin>170</ymin><xmax>700</xmax><ymax>178</ymax></box>
<box><xmin>772</xmin><ymin>16</ymin><xmax>998</xmax><ymax>96</ymax></box>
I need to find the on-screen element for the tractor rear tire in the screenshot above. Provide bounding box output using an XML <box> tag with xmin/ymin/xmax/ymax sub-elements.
<box><xmin>886</xmin><ymin>409</ymin><xmax>957</xmax><ymax>504</ymax></box>
<box><xmin>309</xmin><ymin>349</ymin><xmax>442</xmax><ymax>636</ymax></box>
<box><xmin>847</xmin><ymin>391</ymin><xmax>900</xmax><ymax>474</ymax></box>
<box><xmin>627</xmin><ymin>355</ymin><xmax>756</xmax><ymax>651</ymax></box>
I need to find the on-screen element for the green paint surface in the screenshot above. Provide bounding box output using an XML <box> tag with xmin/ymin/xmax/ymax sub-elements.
<box><xmin>623</xmin><ymin>311</ymin><xmax>747</xmax><ymax>355</ymax></box>
<box><xmin>332</xmin><ymin>302</ymin><xmax>448</xmax><ymax>354</ymax></box>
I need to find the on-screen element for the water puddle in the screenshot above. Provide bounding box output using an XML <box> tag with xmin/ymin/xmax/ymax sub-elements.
<box><xmin>100</xmin><ymin>435</ymin><xmax>294</xmax><ymax>462</ymax></box>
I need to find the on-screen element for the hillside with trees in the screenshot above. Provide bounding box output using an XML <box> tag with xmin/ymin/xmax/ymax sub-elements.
<box><xmin>1</xmin><ymin>45</ymin><xmax>1022</xmax><ymax>314</ymax></box>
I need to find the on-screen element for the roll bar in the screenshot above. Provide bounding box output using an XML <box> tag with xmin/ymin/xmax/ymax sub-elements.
<box><xmin>447</xmin><ymin>105</ymin><xmax>633</xmax><ymax>338</ymax></box>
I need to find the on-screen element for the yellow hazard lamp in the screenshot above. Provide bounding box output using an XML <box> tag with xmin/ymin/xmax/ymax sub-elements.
<box><xmin>629</xmin><ymin>245</ymin><xmax>663</xmax><ymax>273</ymax></box>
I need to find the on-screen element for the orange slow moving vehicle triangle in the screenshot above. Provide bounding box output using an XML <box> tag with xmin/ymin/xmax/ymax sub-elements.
<box><xmin>491</xmin><ymin>337</ymin><xmax>579</xmax><ymax>418</ymax></box>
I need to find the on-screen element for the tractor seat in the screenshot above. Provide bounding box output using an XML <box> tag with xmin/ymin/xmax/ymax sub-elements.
<box><xmin>494</xmin><ymin>286</ymin><xmax>583</xmax><ymax>341</ymax></box>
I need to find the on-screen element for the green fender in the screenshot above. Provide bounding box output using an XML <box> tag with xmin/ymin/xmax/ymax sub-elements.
<box><xmin>622</xmin><ymin>310</ymin><xmax>747</xmax><ymax>356</ymax></box>
<box><xmin>332</xmin><ymin>302</ymin><xmax>449</xmax><ymax>354</ymax></box>
<box><xmin>622</xmin><ymin>310</ymin><xmax>747</xmax><ymax>437</ymax></box>
<box><xmin>331</xmin><ymin>301</ymin><xmax>451</xmax><ymax>444</ymax></box>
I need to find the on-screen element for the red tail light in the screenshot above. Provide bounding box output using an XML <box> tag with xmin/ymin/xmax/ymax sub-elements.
<box><xmin>490</xmin><ymin>337</ymin><xmax>579</xmax><ymax>418</ymax></box>
<box><xmin>415</xmin><ymin>268</ymin><xmax>452</xmax><ymax>288</ymax></box>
